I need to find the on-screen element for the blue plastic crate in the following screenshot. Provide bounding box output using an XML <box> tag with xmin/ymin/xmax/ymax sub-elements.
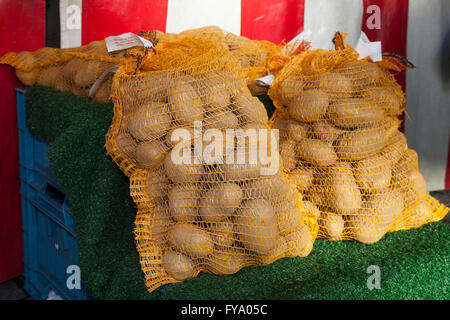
<box><xmin>16</xmin><ymin>87</ymin><xmax>60</xmax><ymax>188</ymax></box>
<box><xmin>16</xmin><ymin>87</ymin><xmax>92</xmax><ymax>300</ymax></box>
<box><xmin>20</xmin><ymin>195</ymin><xmax>91</xmax><ymax>300</ymax></box>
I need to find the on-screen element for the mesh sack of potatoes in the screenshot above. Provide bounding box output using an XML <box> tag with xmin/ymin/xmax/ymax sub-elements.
<box><xmin>224</xmin><ymin>32</ymin><xmax>280</xmax><ymax>96</ymax></box>
<box><xmin>170</xmin><ymin>26</ymin><xmax>279</xmax><ymax>96</ymax></box>
<box><xmin>268</xmin><ymin>43</ymin><xmax>449</xmax><ymax>244</ymax></box>
<box><xmin>0</xmin><ymin>39</ymin><xmax>133</xmax><ymax>102</ymax></box>
<box><xmin>105</xmin><ymin>32</ymin><xmax>318</xmax><ymax>292</ymax></box>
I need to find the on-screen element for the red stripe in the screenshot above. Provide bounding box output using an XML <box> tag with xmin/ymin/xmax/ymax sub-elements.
<box><xmin>82</xmin><ymin>0</ymin><xmax>169</xmax><ymax>44</ymax></box>
<box><xmin>361</xmin><ymin>0</ymin><xmax>409</xmax><ymax>132</ymax></box>
<box><xmin>241</xmin><ymin>0</ymin><xmax>305</xmax><ymax>44</ymax></box>
<box><xmin>0</xmin><ymin>0</ymin><xmax>46</xmax><ymax>282</ymax></box>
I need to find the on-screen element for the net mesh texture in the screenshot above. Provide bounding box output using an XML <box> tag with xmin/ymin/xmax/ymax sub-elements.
<box><xmin>105</xmin><ymin>32</ymin><xmax>318</xmax><ymax>292</ymax></box>
<box><xmin>268</xmin><ymin>45</ymin><xmax>449</xmax><ymax>244</ymax></box>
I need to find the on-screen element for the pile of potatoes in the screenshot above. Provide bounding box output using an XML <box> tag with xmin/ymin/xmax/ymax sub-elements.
<box><xmin>271</xmin><ymin>57</ymin><xmax>432</xmax><ymax>243</ymax></box>
<box><xmin>109</xmin><ymin>67</ymin><xmax>317</xmax><ymax>284</ymax></box>
<box><xmin>7</xmin><ymin>40</ymin><xmax>124</xmax><ymax>103</ymax></box>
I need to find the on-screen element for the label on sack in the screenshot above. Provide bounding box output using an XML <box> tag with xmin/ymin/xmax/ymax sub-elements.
<box><xmin>105</xmin><ymin>32</ymin><xmax>153</xmax><ymax>52</ymax></box>
<box><xmin>255</xmin><ymin>73</ymin><xmax>274</xmax><ymax>87</ymax></box>
<box><xmin>355</xmin><ymin>31</ymin><xmax>382</xmax><ymax>62</ymax></box>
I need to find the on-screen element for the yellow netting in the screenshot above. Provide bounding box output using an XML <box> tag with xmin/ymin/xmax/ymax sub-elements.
<box><xmin>105</xmin><ymin>32</ymin><xmax>318</xmax><ymax>292</ymax></box>
<box><xmin>162</xmin><ymin>26</ymin><xmax>280</xmax><ymax>95</ymax></box>
<box><xmin>0</xmin><ymin>32</ymin><xmax>166</xmax><ymax>103</ymax></box>
<box><xmin>268</xmin><ymin>45</ymin><xmax>449</xmax><ymax>243</ymax></box>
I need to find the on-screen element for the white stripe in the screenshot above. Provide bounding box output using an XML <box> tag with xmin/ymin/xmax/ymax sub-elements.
<box><xmin>405</xmin><ymin>0</ymin><xmax>450</xmax><ymax>191</ymax></box>
<box><xmin>165</xmin><ymin>0</ymin><xmax>241</xmax><ymax>35</ymax></box>
<box><xmin>60</xmin><ymin>0</ymin><xmax>82</xmax><ymax>48</ymax></box>
<box><xmin>303</xmin><ymin>0</ymin><xmax>363</xmax><ymax>49</ymax></box>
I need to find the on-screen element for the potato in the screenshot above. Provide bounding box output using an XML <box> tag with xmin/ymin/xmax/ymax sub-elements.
<box><xmin>128</xmin><ymin>102</ymin><xmax>172</xmax><ymax>141</ymax></box>
<box><xmin>121</xmin><ymin>72</ymin><xmax>170</xmax><ymax>109</ymax></box>
<box><xmin>209</xmin><ymin>221</ymin><xmax>236</xmax><ymax>247</ymax></box>
<box><xmin>311</xmin><ymin>121</ymin><xmax>343</xmax><ymax>141</ymax></box>
<box><xmin>290</xmin><ymin>165</ymin><xmax>314</xmax><ymax>192</ymax></box>
<box><xmin>297</xmin><ymin>139</ymin><xmax>338</xmax><ymax>166</ymax></box>
<box><xmin>328</xmin><ymin>99</ymin><xmax>385</xmax><ymax>129</ymax></box>
<box><xmin>260</xmin><ymin>237</ymin><xmax>288</xmax><ymax>264</ymax></box>
<box><xmin>381</xmin><ymin>130</ymin><xmax>408</xmax><ymax>165</ymax></box>
<box><xmin>145</xmin><ymin>170</ymin><xmax>170</xmax><ymax>202</ymax></box>
<box><xmin>16</xmin><ymin>69</ymin><xmax>38</xmax><ymax>86</ymax></box>
<box><xmin>203</xmin><ymin>110</ymin><xmax>239</xmax><ymax>130</ymax></box>
<box><xmin>162</xmin><ymin>250</ymin><xmax>195</xmax><ymax>281</ymax></box>
<box><xmin>87</xmin><ymin>40</ymin><xmax>106</xmax><ymax>52</ymax></box>
<box><xmin>319</xmin><ymin>213</ymin><xmax>344</xmax><ymax>239</ymax></box>
<box><xmin>407</xmin><ymin>200</ymin><xmax>433</xmax><ymax>227</ymax></box>
<box><xmin>362</xmin><ymin>191</ymin><xmax>404</xmax><ymax>227</ymax></box>
<box><xmin>339</xmin><ymin>60</ymin><xmax>383</xmax><ymax>89</ymax></box>
<box><xmin>232</xmin><ymin>94</ymin><xmax>268</xmax><ymax>124</ymax></box>
<box><xmin>279</xmin><ymin>77</ymin><xmax>304</xmax><ymax>106</ymax></box>
<box><xmin>74</xmin><ymin>60</ymin><xmax>104</xmax><ymax>87</ymax></box>
<box><xmin>286</xmin><ymin>89</ymin><xmax>329</xmax><ymax>122</ymax></box>
<box><xmin>164</xmin><ymin>126</ymin><xmax>194</xmax><ymax>148</ymax></box>
<box><xmin>235</xmin><ymin>199</ymin><xmax>278</xmax><ymax>254</ymax></box>
<box><xmin>167</xmin><ymin>224</ymin><xmax>213</xmax><ymax>258</ymax></box>
<box><xmin>362</xmin><ymin>85</ymin><xmax>404</xmax><ymax>116</ymax></box>
<box><xmin>335</xmin><ymin>120</ymin><xmax>398</xmax><ymax>161</ymax></box>
<box><xmin>168</xmin><ymin>77</ymin><xmax>204</xmax><ymax>125</ymax></box>
<box><xmin>284</xmin><ymin>224</ymin><xmax>314</xmax><ymax>257</ymax></box>
<box><xmin>279</xmin><ymin>139</ymin><xmax>297</xmax><ymax>171</ymax></box>
<box><xmin>92</xmin><ymin>78</ymin><xmax>112</xmax><ymax>103</ymax></box>
<box><xmin>272</xmin><ymin>117</ymin><xmax>307</xmax><ymax>142</ymax></box>
<box><xmin>275</xmin><ymin>201</ymin><xmax>302</xmax><ymax>235</ymax></box>
<box><xmin>136</xmin><ymin>140</ymin><xmax>166</xmax><ymax>169</ymax></box>
<box><xmin>327</xmin><ymin>162</ymin><xmax>362</xmax><ymax>215</ymax></box>
<box><xmin>194</xmin><ymin>72</ymin><xmax>231</xmax><ymax>111</ymax></box>
<box><xmin>168</xmin><ymin>185</ymin><xmax>200</xmax><ymax>222</ymax></box>
<box><xmin>36</xmin><ymin>66</ymin><xmax>60</xmax><ymax>87</ymax></box>
<box><xmin>164</xmin><ymin>144</ymin><xmax>204</xmax><ymax>184</ymax></box>
<box><xmin>354</xmin><ymin>156</ymin><xmax>392</xmax><ymax>192</ymax></box>
<box><xmin>242</xmin><ymin>174</ymin><xmax>293</xmax><ymax>204</ymax></box>
<box><xmin>199</xmin><ymin>183</ymin><xmax>243</xmax><ymax>223</ymax></box>
<box><xmin>219</xmin><ymin>131</ymin><xmax>269</xmax><ymax>181</ymax></box>
<box><xmin>115</xmin><ymin>132</ymin><xmax>137</xmax><ymax>159</ymax></box>
<box><xmin>319</xmin><ymin>73</ymin><xmax>354</xmax><ymax>98</ymax></box>
<box><xmin>408</xmin><ymin>169</ymin><xmax>427</xmax><ymax>201</ymax></box>
<box><xmin>348</xmin><ymin>216</ymin><xmax>387</xmax><ymax>244</ymax></box>
<box><xmin>63</xmin><ymin>57</ymin><xmax>83</xmax><ymax>83</ymax></box>
<box><xmin>300</xmin><ymin>200</ymin><xmax>321</xmax><ymax>220</ymax></box>
<box><xmin>147</xmin><ymin>204</ymin><xmax>173</xmax><ymax>245</ymax></box>
<box><xmin>392</xmin><ymin>149</ymin><xmax>419</xmax><ymax>180</ymax></box>
<box><xmin>207</xmin><ymin>247</ymin><xmax>244</xmax><ymax>275</ymax></box>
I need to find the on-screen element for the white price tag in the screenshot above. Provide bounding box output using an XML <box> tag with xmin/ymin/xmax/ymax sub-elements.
<box><xmin>355</xmin><ymin>31</ymin><xmax>382</xmax><ymax>62</ymax></box>
<box><xmin>255</xmin><ymin>73</ymin><xmax>275</xmax><ymax>87</ymax></box>
<box><xmin>104</xmin><ymin>32</ymin><xmax>153</xmax><ymax>52</ymax></box>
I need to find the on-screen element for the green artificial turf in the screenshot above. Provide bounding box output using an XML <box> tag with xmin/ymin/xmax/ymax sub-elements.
<box><xmin>26</xmin><ymin>86</ymin><xmax>449</xmax><ymax>300</ymax></box>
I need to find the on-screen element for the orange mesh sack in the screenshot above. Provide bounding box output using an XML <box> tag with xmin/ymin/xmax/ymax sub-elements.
<box><xmin>0</xmin><ymin>39</ymin><xmax>133</xmax><ymax>102</ymax></box>
<box><xmin>175</xmin><ymin>26</ymin><xmax>279</xmax><ymax>95</ymax></box>
<box><xmin>269</xmin><ymin>44</ymin><xmax>449</xmax><ymax>244</ymax></box>
<box><xmin>224</xmin><ymin>32</ymin><xmax>280</xmax><ymax>95</ymax></box>
<box><xmin>105</xmin><ymin>32</ymin><xmax>318</xmax><ymax>292</ymax></box>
